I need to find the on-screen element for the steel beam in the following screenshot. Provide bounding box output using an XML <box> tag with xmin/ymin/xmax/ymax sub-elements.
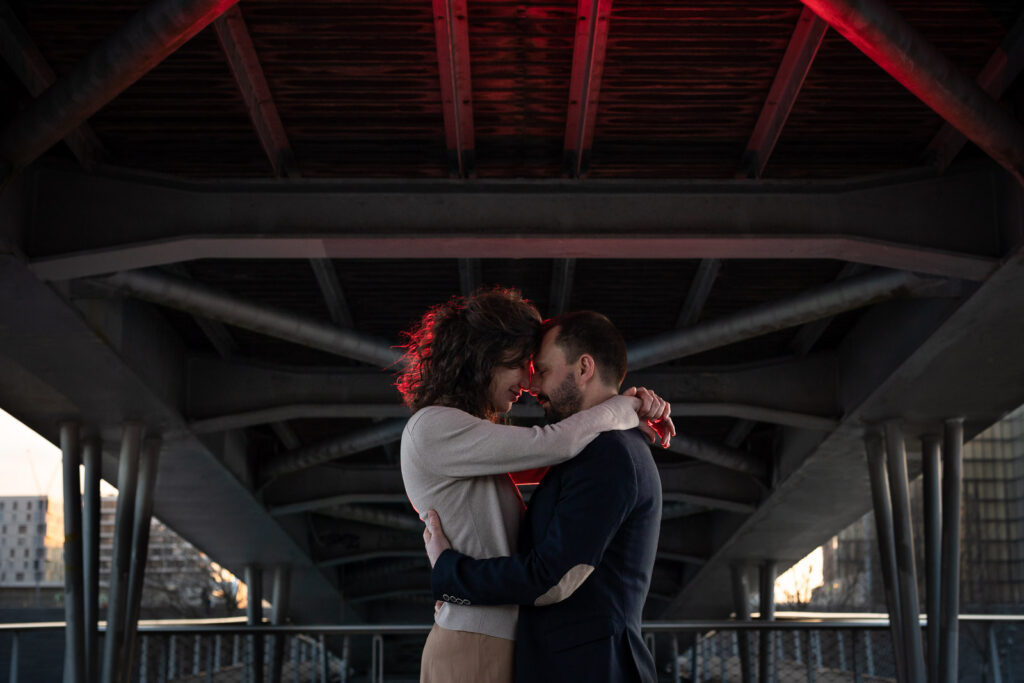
<box><xmin>260</xmin><ymin>419</ymin><xmax>408</xmax><ymax>481</ymax></box>
<box><xmin>308</xmin><ymin>259</ymin><xmax>354</xmax><ymax>328</ymax></box>
<box><xmin>563</xmin><ymin>0</ymin><xmax>613</xmax><ymax>177</ymax></box>
<box><xmin>865</xmin><ymin>429</ymin><xmax>906</xmax><ymax>683</ymax></box>
<box><xmin>884</xmin><ymin>421</ymin><xmax>926</xmax><ymax>683</ymax></box>
<box><xmin>214</xmin><ymin>5</ymin><xmax>297</xmax><ymax>179</ymax></box>
<box><xmin>664</xmin><ymin>433</ymin><xmax>767</xmax><ymax>478</ymax></box>
<box><xmin>101</xmin><ymin>423</ymin><xmax>144</xmax><ymax>683</ymax></box>
<box><xmin>730</xmin><ymin>564</ymin><xmax>754</xmax><ymax>683</ymax></box>
<box><xmin>103</xmin><ymin>269</ymin><xmax>399</xmax><ymax>368</ymax></box>
<box><xmin>318</xmin><ymin>550</ymin><xmax>424</xmax><ymax>569</ymax></box>
<box><xmin>628</xmin><ymin>269</ymin><xmax>934</xmax><ymax>370</ymax></box>
<box><xmin>738</xmin><ymin>6</ymin><xmax>828</xmax><ymax>179</ymax></box>
<box><xmin>458</xmin><ymin>258</ymin><xmax>482</xmax><ymax>296</ymax></box>
<box><xmin>549</xmin><ymin>259</ymin><xmax>576</xmax><ymax>317</ymax></box>
<box><xmin>800</xmin><ymin>0</ymin><xmax>1024</xmax><ymax>184</ymax></box>
<box><xmin>924</xmin><ymin>12</ymin><xmax>1024</xmax><ymax>172</ymax></box>
<box><xmin>788</xmin><ymin>263</ymin><xmax>870</xmax><ymax>355</ymax></box>
<box><xmin>121</xmin><ymin>437</ymin><xmax>161</xmax><ymax>680</ymax></box>
<box><xmin>60</xmin><ymin>422</ymin><xmax>85</xmax><ymax>683</ymax></box>
<box><xmin>0</xmin><ymin>2</ymin><xmax>104</xmax><ymax>169</ymax></box>
<box><xmin>921</xmin><ymin>434</ymin><xmax>941</xmax><ymax>682</ymax></box>
<box><xmin>432</xmin><ymin>0</ymin><xmax>475</xmax><ymax>176</ymax></box>
<box><xmin>26</xmin><ymin>167</ymin><xmax>1004</xmax><ymax>281</ymax></box>
<box><xmin>321</xmin><ymin>504</ymin><xmax>424</xmax><ymax>533</ymax></box>
<box><xmin>82</xmin><ymin>437</ymin><xmax>101</xmax><ymax>683</ymax></box>
<box><xmin>676</xmin><ymin>259</ymin><xmax>721</xmax><ymax>328</ymax></box>
<box><xmin>0</xmin><ymin>0</ymin><xmax>240</xmax><ymax>180</ymax></box>
<box><xmin>271</xmin><ymin>493</ymin><xmax>409</xmax><ymax>517</ymax></box>
<box><xmin>938</xmin><ymin>418</ymin><xmax>963</xmax><ymax>683</ymax></box>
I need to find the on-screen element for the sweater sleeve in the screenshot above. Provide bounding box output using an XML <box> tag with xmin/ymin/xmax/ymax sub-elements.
<box><xmin>405</xmin><ymin>395</ymin><xmax>640</xmax><ymax>478</ymax></box>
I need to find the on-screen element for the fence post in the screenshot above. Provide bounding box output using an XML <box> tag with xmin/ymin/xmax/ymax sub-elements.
<box><xmin>805</xmin><ymin>631</ymin><xmax>815</xmax><ymax>683</ymax></box>
<box><xmin>671</xmin><ymin>635</ymin><xmax>679</xmax><ymax>683</ymax></box>
<box><xmin>8</xmin><ymin>631</ymin><xmax>18</xmax><ymax>683</ymax></box>
<box><xmin>339</xmin><ymin>636</ymin><xmax>349</xmax><ymax>683</ymax></box>
<box><xmin>987</xmin><ymin>624</ymin><xmax>1003</xmax><ymax>683</ymax></box>
<box><xmin>290</xmin><ymin>637</ymin><xmax>299</xmax><ymax>683</ymax></box>
<box><xmin>371</xmin><ymin>635</ymin><xmax>384</xmax><ymax>683</ymax></box>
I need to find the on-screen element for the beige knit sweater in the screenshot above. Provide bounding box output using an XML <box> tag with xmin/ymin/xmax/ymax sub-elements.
<box><xmin>400</xmin><ymin>395</ymin><xmax>640</xmax><ymax>640</ymax></box>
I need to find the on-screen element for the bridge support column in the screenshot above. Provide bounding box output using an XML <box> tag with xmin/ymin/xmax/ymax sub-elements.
<box><xmin>864</xmin><ymin>429</ymin><xmax>907</xmax><ymax>683</ymax></box>
<box><xmin>730</xmin><ymin>563</ymin><xmax>754</xmax><ymax>683</ymax></box>
<box><xmin>758</xmin><ymin>561</ymin><xmax>776</xmax><ymax>683</ymax></box>
<box><xmin>101</xmin><ymin>423</ymin><xmax>143</xmax><ymax>683</ymax></box>
<box><xmin>82</xmin><ymin>437</ymin><xmax>102</xmax><ymax>683</ymax></box>
<box><xmin>269</xmin><ymin>565</ymin><xmax>291</xmax><ymax>683</ymax></box>
<box><xmin>246</xmin><ymin>564</ymin><xmax>265</xmax><ymax>683</ymax></box>
<box><xmin>939</xmin><ymin>418</ymin><xmax>963</xmax><ymax>683</ymax></box>
<box><xmin>60</xmin><ymin>422</ymin><xmax>86</xmax><ymax>683</ymax></box>
<box><xmin>122</xmin><ymin>438</ymin><xmax>162</xmax><ymax>678</ymax></box>
<box><xmin>884</xmin><ymin>421</ymin><xmax>926</xmax><ymax>683</ymax></box>
<box><xmin>921</xmin><ymin>434</ymin><xmax>942</xmax><ymax>681</ymax></box>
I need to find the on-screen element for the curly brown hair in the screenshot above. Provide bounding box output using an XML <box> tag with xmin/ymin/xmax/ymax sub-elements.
<box><xmin>396</xmin><ymin>287</ymin><xmax>542</xmax><ymax>418</ymax></box>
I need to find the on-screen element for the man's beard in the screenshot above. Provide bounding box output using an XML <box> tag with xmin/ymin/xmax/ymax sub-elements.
<box><xmin>540</xmin><ymin>373</ymin><xmax>583</xmax><ymax>422</ymax></box>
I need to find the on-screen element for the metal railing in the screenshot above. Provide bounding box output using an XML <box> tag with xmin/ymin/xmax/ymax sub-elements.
<box><xmin>0</xmin><ymin>614</ymin><xmax>1019</xmax><ymax>682</ymax></box>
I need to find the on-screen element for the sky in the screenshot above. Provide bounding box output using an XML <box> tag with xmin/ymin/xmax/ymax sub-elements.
<box><xmin>0</xmin><ymin>408</ymin><xmax>118</xmax><ymax>501</ymax></box>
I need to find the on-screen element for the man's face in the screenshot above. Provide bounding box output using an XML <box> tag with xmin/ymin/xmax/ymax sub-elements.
<box><xmin>529</xmin><ymin>326</ymin><xmax>583</xmax><ymax>422</ymax></box>
<box><xmin>486</xmin><ymin>360</ymin><xmax>530</xmax><ymax>415</ymax></box>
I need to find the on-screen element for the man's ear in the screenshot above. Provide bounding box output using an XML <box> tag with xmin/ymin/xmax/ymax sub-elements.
<box><xmin>577</xmin><ymin>354</ymin><xmax>597</xmax><ymax>385</ymax></box>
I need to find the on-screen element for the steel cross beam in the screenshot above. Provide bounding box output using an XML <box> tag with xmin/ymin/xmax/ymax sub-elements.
<box><xmin>800</xmin><ymin>0</ymin><xmax>1024</xmax><ymax>185</ymax></box>
<box><xmin>563</xmin><ymin>0</ymin><xmax>613</xmax><ymax>178</ymax></box>
<box><xmin>924</xmin><ymin>11</ymin><xmax>1024</xmax><ymax>172</ymax></box>
<box><xmin>214</xmin><ymin>5</ymin><xmax>297</xmax><ymax>179</ymax></box>
<box><xmin>676</xmin><ymin>259</ymin><xmax>721</xmax><ymax>328</ymax></box>
<box><xmin>738</xmin><ymin>6</ymin><xmax>828</xmax><ymax>179</ymax></box>
<box><xmin>549</xmin><ymin>259</ymin><xmax>576</xmax><ymax>317</ymax></box>
<box><xmin>0</xmin><ymin>0</ymin><xmax>240</xmax><ymax>182</ymax></box>
<box><xmin>26</xmin><ymin>167</ymin><xmax>1006</xmax><ymax>282</ymax></box>
<box><xmin>0</xmin><ymin>2</ymin><xmax>105</xmax><ymax>170</ymax></box>
<box><xmin>432</xmin><ymin>0</ymin><xmax>475</xmax><ymax>177</ymax></box>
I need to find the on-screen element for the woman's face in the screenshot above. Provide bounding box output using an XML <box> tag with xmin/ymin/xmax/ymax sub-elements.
<box><xmin>486</xmin><ymin>361</ymin><xmax>531</xmax><ymax>414</ymax></box>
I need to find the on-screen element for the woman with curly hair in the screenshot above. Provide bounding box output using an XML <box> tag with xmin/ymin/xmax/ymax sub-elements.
<box><xmin>397</xmin><ymin>287</ymin><xmax>671</xmax><ymax>683</ymax></box>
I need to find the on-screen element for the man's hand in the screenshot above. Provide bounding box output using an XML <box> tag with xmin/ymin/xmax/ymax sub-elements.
<box><xmin>623</xmin><ymin>386</ymin><xmax>676</xmax><ymax>448</ymax></box>
<box><xmin>422</xmin><ymin>509</ymin><xmax>451</xmax><ymax>568</ymax></box>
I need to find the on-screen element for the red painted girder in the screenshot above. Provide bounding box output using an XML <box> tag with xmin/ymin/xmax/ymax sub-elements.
<box><xmin>432</xmin><ymin>0</ymin><xmax>475</xmax><ymax>177</ymax></box>
<box><xmin>924</xmin><ymin>12</ymin><xmax>1024</xmax><ymax>172</ymax></box>
<box><xmin>0</xmin><ymin>0</ymin><xmax>240</xmax><ymax>182</ymax></box>
<box><xmin>214</xmin><ymin>5</ymin><xmax>299</xmax><ymax>179</ymax></box>
<box><xmin>738</xmin><ymin>6</ymin><xmax>827</xmax><ymax>179</ymax></box>
<box><xmin>0</xmin><ymin>3</ymin><xmax>105</xmax><ymax>170</ymax></box>
<box><xmin>563</xmin><ymin>0</ymin><xmax>613</xmax><ymax>178</ymax></box>
<box><xmin>800</xmin><ymin>0</ymin><xmax>1024</xmax><ymax>185</ymax></box>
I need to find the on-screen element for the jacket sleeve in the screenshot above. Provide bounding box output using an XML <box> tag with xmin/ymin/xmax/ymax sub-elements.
<box><xmin>406</xmin><ymin>396</ymin><xmax>639</xmax><ymax>479</ymax></box>
<box><xmin>431</xmin><ymin>445</ymin><xmax>638</xmax><ymax>606</ymax></box>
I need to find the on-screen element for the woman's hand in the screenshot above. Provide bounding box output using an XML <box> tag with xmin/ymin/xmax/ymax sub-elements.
<box><xmin>623</xmin><ymin>386</ymin><xmax>675</xmax><ymax>448</ymax></box>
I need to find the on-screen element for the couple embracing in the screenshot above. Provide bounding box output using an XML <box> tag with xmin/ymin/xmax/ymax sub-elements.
<box><xmin>396</xmin><ymin>288</ymin><xmax>673</xmax><ymax>683</ymax></box>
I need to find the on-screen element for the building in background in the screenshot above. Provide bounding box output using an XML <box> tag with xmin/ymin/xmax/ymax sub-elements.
<box><xmin>0</xmin><ymin>496</ymin><xmax>62</xmax><ymax>607</ymax></box>
<box><xmin>0</xmin><ymin>494</ymin><xmax>242</xmax><ymax>615</ymax></box>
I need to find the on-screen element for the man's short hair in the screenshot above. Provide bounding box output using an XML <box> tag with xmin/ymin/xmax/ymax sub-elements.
<box><xmin>543</xmin><ymin>311</ymin><xmax>627</xmax><ymax>389</ymax></box>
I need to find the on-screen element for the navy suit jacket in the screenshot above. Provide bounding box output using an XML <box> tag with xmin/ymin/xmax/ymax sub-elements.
<box><xmin>432</xmin><ymin>428</ymin><xmax>662</xmax><ymax>683</ymax></box>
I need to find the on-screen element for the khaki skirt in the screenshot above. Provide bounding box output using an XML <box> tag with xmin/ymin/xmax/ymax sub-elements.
<box><xmin>420</xmin><ymin>623</ymin><xmax>514</xmax><ymax>683</ymax></box>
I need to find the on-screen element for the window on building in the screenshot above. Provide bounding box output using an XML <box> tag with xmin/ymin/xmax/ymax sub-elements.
<box><xmin>37</xmin><ymin>548</ymin><xmax>44</xmax><ymax>558</ymax></box>
<box><xmin>38</xmin><ymin>500</ymin><xmax>44</xmax><ymax>510</ymax></box>
<box><xmin>17</xmin><ymin>525</ymin><xmax>25</xmax><ymax>534</ymax></box>
<box><xmin>23</xmin><ymin>549</ymin><xmax>29</xmax><ymax>558</ymax></box>
<box><xmin>14</xmin><ymin>572</ymin><xmax>22</xmax><ymax>581</ymax></box>
<box><xmin>37</xmin><ymin>524</ymin><xmax>44</xmax><ymax>535</ymax></box>
<box><xmin>11</xmin><ymin>502</ymin><xmax>17</xmax><ymax>510</ymax></box>
<box><xmin>8</xmin><ymin>549</ymin><xmax>12</xmax><ymax>558</ymax></box>
<box><xmin>0</xmin><ymin>502</ymin><xmax>5</xmax><ymax>509</ymax></box>
<box><xmin>25</xmin><ymin>513</ymin><xmax>30</xmax><ymax>522</ymax></box>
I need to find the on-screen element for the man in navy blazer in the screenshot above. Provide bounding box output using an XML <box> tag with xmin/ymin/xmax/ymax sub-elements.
<box><xmin>424</xmin><ymin>311</ymin><xmax>666</xmax><ymax>683</ymax></box>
